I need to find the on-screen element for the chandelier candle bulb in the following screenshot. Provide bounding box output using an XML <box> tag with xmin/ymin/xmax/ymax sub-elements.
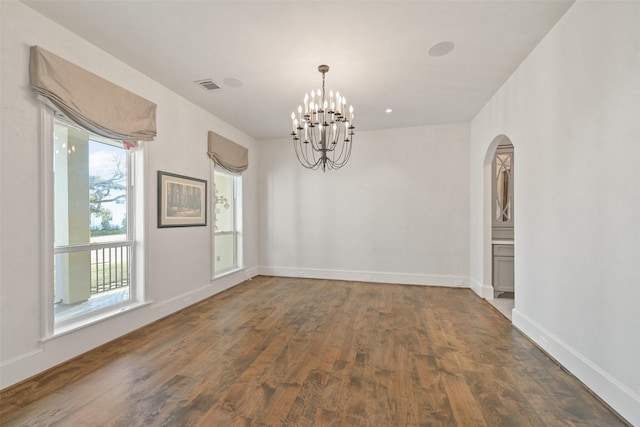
<box><xmin>290</xmin><ymin>64</ymin><xmax>355</xmax><ymax>172</ymax></box>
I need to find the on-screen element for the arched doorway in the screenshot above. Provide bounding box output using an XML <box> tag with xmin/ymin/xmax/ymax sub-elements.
<box><xmin>484</xmin><ymin>135</ymin><xmax>515</xmax><ymax>319</ymax></box>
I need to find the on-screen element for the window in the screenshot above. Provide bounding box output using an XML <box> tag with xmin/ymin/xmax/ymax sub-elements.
<box><xmin>213</xmin><ymin>169</ymin><xmax>242</xmax><ymax>276</ymax></box>
<box><xmin>49</xmin><ymin>115</ymin><xmax>138</xmax><ymax>329</ymax></box>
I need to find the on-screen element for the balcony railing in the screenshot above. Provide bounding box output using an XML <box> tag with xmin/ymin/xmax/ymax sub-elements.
<box><xmin>54</xmin><ymin>241</ymin><xmax>131</xmax><ymax>296</ymax></box>
<box><xmin>90</xmin><ymin>242</ymin><xmax>130</xmax><ymax>294</ymax></box>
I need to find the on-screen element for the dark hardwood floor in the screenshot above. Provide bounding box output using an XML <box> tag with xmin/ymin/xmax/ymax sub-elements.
<box><xmin>0</xmin><ymin>276</ymin><xmax>627</xmax><ymax>426</ymax></box>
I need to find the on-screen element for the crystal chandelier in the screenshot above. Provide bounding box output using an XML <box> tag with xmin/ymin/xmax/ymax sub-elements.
<box><xmin>290</xmin><ymin>65</ymin><xmax>355</xmax><ymax>172</ymax></box>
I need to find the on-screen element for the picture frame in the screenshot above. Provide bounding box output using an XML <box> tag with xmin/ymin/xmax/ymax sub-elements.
<box><xmin>158</xmin><ymin>171</ymin><xmax>207</xmax><ymax>228</ymax></box>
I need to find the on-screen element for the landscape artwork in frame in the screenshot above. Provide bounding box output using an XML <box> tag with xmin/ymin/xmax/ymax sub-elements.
<box><xmin>158</xmin><ymin>171</ymin><xmax>207</xmax><ymax>227</ymax></box>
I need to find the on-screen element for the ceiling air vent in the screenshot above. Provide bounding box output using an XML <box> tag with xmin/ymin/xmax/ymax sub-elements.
<box><xmin>195</xmin><ymin>79</ymin><xmax>220</xmax><ymax>91</ymax></box>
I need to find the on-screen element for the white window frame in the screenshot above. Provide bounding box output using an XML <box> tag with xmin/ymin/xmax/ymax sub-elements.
<box><xmin>41</xmin><ymin>108</ymin><xmax>147</xmax><ymax>339</ymax></box>
<box><xmin>212</xmin><ymin>166</ymin><xmax>243</xmax><ymax>278</ymax></box>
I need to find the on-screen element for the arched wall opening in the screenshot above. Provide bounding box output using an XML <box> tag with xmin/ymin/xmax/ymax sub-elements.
<box><xmin>482</xmin><ymin>135</ymin><xmax>515</xmax><ymax>311</ymax></box>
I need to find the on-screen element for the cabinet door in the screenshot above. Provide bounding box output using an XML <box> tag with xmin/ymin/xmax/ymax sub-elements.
<box><xmin>493</xmin><ymin>256</ymin><xmax>514</xmax><ymax>293</ymax></box>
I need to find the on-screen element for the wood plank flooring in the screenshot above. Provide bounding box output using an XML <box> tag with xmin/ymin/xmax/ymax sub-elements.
<box><xmin>0</xmin><ymin>276</ymin><xmax>627</xmax><ymax>426</ymax></box>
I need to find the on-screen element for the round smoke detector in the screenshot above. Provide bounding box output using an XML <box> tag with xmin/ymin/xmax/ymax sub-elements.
<box><xmin>223</xmin><ymin>77</ymin><xmax>244</xmax><ymax>88</ymax></box>
<box><xmin>428</xmin><ymin>41</ymin><xmax>455</xmax><ymax>57</ymax></box>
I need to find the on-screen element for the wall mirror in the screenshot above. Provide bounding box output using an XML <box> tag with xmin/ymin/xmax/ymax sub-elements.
<box><xmin>495</xmin><ymin>152</ymin><xmax>512</xmax><ymax>223</ymax></box>
<box><xmin>492</xmin><ymin>139</ymin><xmax>514</xmax><ymax>239</ymax></box>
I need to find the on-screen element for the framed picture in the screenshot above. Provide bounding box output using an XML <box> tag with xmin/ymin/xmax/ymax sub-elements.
<box><xmin>158</xmin><ymin>171</ymin><xmax>207</xmax><ymax>227</ymax></box>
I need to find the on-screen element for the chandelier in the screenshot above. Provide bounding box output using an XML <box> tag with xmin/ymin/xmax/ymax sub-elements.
<box><xmin>290</xmin><ymin>65</ymin><xmax>355</xmax><ymax>172</ymax></box>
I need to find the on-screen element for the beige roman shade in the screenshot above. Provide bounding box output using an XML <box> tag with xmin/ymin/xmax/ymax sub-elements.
<box><xmin>207</xmin><ymin>131</ymin><xmax>249</xmax><ymax>173</ymax></box>
<box><xmin>29</xmin><ymin>46</ymin><xmax>157</xmax><ymax>141</ymax></box>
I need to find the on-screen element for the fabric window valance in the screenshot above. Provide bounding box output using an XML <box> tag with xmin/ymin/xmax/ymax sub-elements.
<box><xmin>29</xmin><ymin>46</ymin><xmax>157</xmax><ymax>141</ymax></box>
<box><xmin>207</xmin><ymin>131</ymin><xmax>248</xmax><ymax>173</ymax></box>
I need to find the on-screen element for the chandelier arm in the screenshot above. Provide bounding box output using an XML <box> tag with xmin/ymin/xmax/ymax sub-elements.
<box><xmin>308</xmin><ymin>138</ymin><xmax>324</xmax><ymax>169</ymax></box>
<box><xmin>341</xmin><ymin>141</ymin><xmax>354</xmax><ymax>166</ymax></box>
<box><xmin>334</xmin><ymin>128</ymin><xmax>346</xmax><ymax>156</ymax></box>
<box><xmin>330</xmin><ymin>135</ymin><xmax>347</xmax><ymax>163</ymax></box>
<box><xmin>309</xmin><ymin>126</ymin><xmax>322</xmax><ymax>151</ymax></box>
<box><xmin>341</xmin><ymin>137</ymin><xmax>352</xmax><ymax>162</ymax></box>
<box><xmin>296</xmin><ymin>140</ymin><xmax>321</xmax><ymax>170</ymax></box>
<box><xmin>302</xmin><ymin>140</ymin><xmax>319</xmax><ymax>169</ymax></box>
<box><xmin>326</xmin><ymin>140</ymin><xmax>337</xmax><ymax>163</ymax></box>
<box><xmin>326</xmin><ymin>118</ymin><xmax>347</xmax><ymax>154</ymax></box>
<box><xmin>296</xmin><ymin>135</ymin><xmax>321</xmax><ymax>170</ymax></box>
<box><xmin>311</xmin><ymin>129</ymin><xmax>321</xmax><ymax>151</ymax></box>
<box><xmin>324</xmin><ymin>129</ymin><xmax>340</xmax><ymax>153</ymax></box>
<box><xmin>293</xmin><ymin>140</ymin><xmax>310</xmax><ymax>168</ymax></box>
<box><xmin>332</xmin><ymin>138</ymin><xmax>352</xmax><ymax>168</ymax></box>
<box><xmin>334</xmin><ymin>150</ymin><xmax>350</xmax><ymax>169</ymax></box>
<box><xmin>343</xmin><ymin>138</ymin><xmax>354</xmax><ymax>161</ymax></box>
<box><xmin>345</xmin><ymin>142</ymin><xmax>353</xmax><ymax>164</ymax></box>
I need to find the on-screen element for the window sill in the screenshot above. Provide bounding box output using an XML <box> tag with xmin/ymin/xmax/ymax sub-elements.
<box><xmin>213</xmin><ymin>267</ymin><xmax>244</xmax><ymax>280</ymax></box>
<box><xmin>41</xmin><ymin>300</ymin><xmax>153</xmax><ymax>342</ymax></box>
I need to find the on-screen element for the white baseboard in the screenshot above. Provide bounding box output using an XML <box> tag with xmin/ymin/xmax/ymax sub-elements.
<box><xmin>258</xmin><ymin>266</ymin><xmax>469</xmax><ymax>289</ymax></box>
<box><xmin>513</xmin><ymin>309</ymin><xmax>639</xmax><ymax>426</ymax></box>
<box><xmin>468</xmin><ymin>277</ymin><xmax>495</xmax><ymax>300</ymax></box>
<box><xmin>150</xmin><ymin>266</ymin><xmax>259</xmax><ymax>315</ymax></box>
<box><xmin>482</xmin><ymin>284</ymin><xmax>494</xmax><ymax>299</ymax></box>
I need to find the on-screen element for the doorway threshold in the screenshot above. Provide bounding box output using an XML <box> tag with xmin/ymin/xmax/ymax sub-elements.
<box><xmin>488</xmin><ymin>293</ymin><xmax>514</xmax><ymax>321</ymax></box>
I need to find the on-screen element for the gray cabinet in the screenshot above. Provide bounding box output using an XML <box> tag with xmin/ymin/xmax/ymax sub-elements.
<box><xmin>493</xmin><ymin>244</ymin><xmax>514</xmax><ymax>297</ymax></box>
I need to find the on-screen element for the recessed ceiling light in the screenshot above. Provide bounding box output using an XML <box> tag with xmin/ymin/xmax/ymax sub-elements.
<box><xmin>428</xmin><ymin>41</ymin><xmax>455</xmax><ymax>57</ymax></box>
<box><xmin>223</xmin><ymin>77</ymin><xmax>244</xmax><ymax>88</ymax></box>
<box><xmin>385</xmin><ymin>108</ymin><xmax>393</xmax><ymax>113</ymax></box>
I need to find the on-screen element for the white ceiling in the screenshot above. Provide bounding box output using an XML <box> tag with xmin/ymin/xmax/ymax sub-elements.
<box><xmin>22</xmin><ymin>0</ymin><xmax>573</xmax><ymax>141</ymax></box>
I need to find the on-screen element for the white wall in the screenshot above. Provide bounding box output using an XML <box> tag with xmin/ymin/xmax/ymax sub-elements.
<box><xmin>259</xmin><ymin>124</ymin><xmax>470</xmax><ymax>287</ymax></box>
<box><xmin>0</xmin><ymin>1</ymin><xmax>259</xmax><ymax>388</ymax></box>
<box><xmin>470</xmin><ymin>1</ymin><xmax>640</xmax><ymax>423</ymax></box>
